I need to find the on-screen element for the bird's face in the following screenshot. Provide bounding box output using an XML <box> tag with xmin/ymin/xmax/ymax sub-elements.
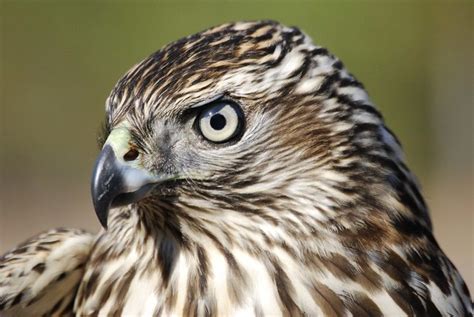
<box><xmin>91</xmin><ymin>21</ymin><xmax>409</xmax><ymax>233</ymax></box>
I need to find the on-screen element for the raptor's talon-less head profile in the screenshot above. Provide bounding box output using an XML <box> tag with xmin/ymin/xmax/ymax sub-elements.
<box><xmin>1</xmin><ymin>20</ymin><xmax>471</xmax><ymax>316</ymax></box>
<box><xmin>83</xmin><ymin>20</ymin><xmax>471</xmax><ymax>316</ymax></box>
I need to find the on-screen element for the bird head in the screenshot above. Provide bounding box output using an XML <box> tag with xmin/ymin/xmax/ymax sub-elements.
<box><xmin>91</xmin><ymin>21</ymin><xmax>429</xmax><ymax>239</ymax></box>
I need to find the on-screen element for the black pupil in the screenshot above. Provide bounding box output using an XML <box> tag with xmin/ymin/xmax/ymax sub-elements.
<box><xmin>210</xmin><ymin>113</ymin><xmax>226</xmax><ymax>130</ymax></box>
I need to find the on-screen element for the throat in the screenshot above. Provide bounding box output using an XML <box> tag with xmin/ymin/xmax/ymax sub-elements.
<box><xmin>81</xmin><ymin>206</ymin><xmax>321</xmax><ymax>316</ymax></box>
<box><xmin>78</xmin><ymin>211</ymin><xmax>185</xmax><ymax>315</ymax></box>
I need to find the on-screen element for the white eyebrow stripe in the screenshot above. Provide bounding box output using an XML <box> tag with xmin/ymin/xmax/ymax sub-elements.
<box><xmin>188</xmin><ymin>93</ymin><xmax>225</xmax><ymax>109</ymax></box>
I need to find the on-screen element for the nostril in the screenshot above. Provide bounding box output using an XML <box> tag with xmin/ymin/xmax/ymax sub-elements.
<box><xmin>123</xmin><ymin>149</ymin><xmax>139</xmax><ymax>161</ymax></box>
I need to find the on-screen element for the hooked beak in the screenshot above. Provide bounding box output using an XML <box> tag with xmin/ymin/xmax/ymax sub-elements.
<box><xmin>91</xmin><ymin>128</ymin><xmax>172</xmax><ymax>229</ymax></box>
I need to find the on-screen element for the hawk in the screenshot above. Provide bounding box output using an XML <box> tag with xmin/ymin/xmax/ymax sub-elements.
<box><xmin>0</xmin><ymin>20</ymin><xmax>471</xmax><ymax>316</ymax></box>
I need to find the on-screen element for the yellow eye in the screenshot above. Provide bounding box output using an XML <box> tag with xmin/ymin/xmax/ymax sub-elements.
<box><xmin>197</xmin><ymin>101</ymin><xmax>244</xmax><ymax>143</ymax></box>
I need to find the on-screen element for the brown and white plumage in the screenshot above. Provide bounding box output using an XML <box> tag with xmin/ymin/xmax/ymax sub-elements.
<box><xmin>1</xmin><ymin>21</ymin><xmax>472</xmax><ymax>316</ymax></box>
<box><xmin>0</xmin><ymin>229</ymin><xmax>94</xmax><ymax>316</ymax></box>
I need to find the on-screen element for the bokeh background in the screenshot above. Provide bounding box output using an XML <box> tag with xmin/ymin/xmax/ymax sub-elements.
<box><xmin>1</xmin><ymin>1</ymin><xmax>472</xmax><ymax>290</ymax></box>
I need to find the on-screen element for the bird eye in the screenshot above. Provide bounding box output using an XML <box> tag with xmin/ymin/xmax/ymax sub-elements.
<box><xmin>197</xmin><ymin>101</ymin><xmax>244</xmax><ymax>143</ymax></box>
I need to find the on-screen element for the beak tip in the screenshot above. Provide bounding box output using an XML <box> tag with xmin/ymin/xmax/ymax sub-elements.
<box><xmin>98</xmin><ymin>214</ymin><xmax>109</xmax><ymax>230</ymax></box>
<box><xmin>92</xmin><ymin>198</ymin><xmax>110</xmax><ymax>229</ymax></box>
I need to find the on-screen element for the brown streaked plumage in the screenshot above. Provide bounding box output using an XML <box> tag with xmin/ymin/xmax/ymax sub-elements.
<box><xmin>1</xmin><ymin>20</ymin><xmax>472</xmax><ymax>316</ymax></box>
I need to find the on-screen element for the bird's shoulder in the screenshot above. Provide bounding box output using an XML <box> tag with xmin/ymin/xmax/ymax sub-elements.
<box><xmin>0</xmin><ymin>228</ymin><xmax>95</xmax><ymax>316</ymax></box>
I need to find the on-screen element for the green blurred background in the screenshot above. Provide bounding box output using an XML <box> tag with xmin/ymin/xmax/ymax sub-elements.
<box><xmin>1</xmin><ymin>1</ymin><xmax>472</xmax><ymax>290</ymax></box>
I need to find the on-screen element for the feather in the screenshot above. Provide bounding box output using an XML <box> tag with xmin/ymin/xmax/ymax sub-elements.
<box><xmin>2</xmin><ymin>20</ymin><xmax>472</xmax><ymax>316</ymax></box>
<box><xmin>0</xmin><ymin>228</ymin><xmax>94</xmax><ymax>316</ymax></box>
